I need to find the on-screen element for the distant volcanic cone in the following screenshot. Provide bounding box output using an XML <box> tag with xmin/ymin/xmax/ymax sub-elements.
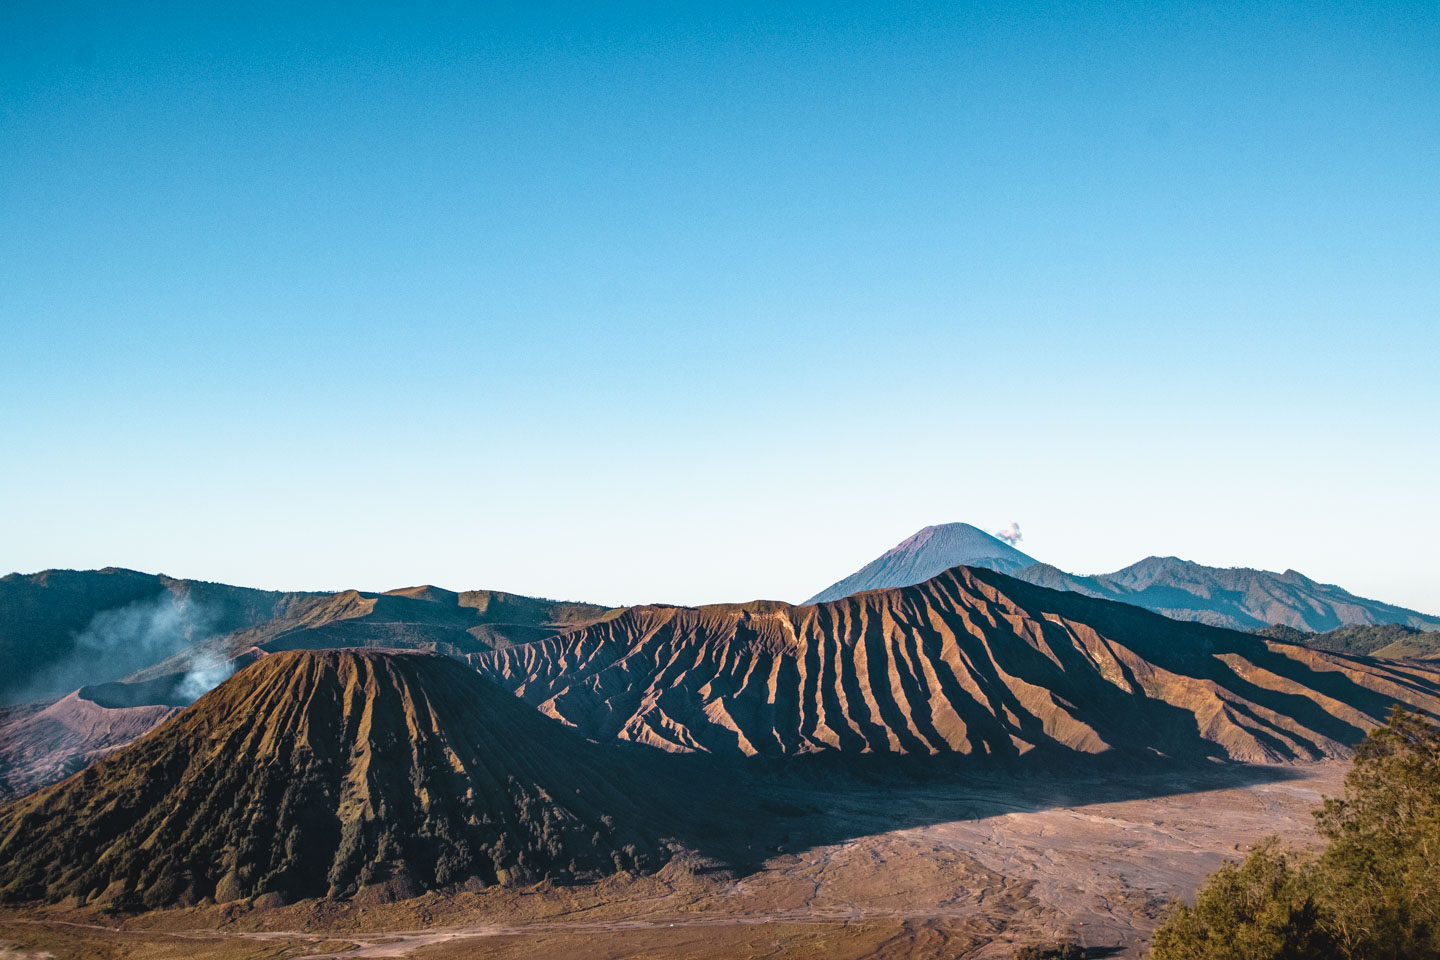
<box><xmin>0</xmin><ymin>649</ymin><xmax>671</xmax><ymax>910</ymax></box>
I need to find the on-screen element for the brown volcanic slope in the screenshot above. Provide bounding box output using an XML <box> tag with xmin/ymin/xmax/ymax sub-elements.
<box><xmin>0</xmin><ymin>659</ymin><xmax>268</xmax><ymax>801</ymax></box>
<box><xmin>476</xmin><ymin>566</ymin><xmax>1440</xmax><ymax>763</ymax></box>
<box><xmin>0</xmin><ymin>688</ymin><xmax>179</xmax><ymax>800</ymax></box>
<box><xmin>0</xmin><ymin>649</ymin><xmax>672</xmax><ymax>910</ymax></box>
<box><xmin>1257</xmin><ymin>622</ymin><xmax>1440</xmax><ymax>660</ymax></box>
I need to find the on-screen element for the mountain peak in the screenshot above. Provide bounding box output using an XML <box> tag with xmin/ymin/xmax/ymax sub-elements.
<box><xmin>803</xmin><ymin>522</ymin><xmax>1037</xmax><ymax>604</ymax></box>
<box><xmin>382</xmin><ymin>584</ymin><xmax>460</xmax><ymax>603</ymax></box>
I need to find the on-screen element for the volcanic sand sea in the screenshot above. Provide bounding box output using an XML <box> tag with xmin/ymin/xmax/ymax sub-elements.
<box><xmin>0</xmin><ymin>761</ymin><xmax>1344</xmax><ymax>960</ymax></box>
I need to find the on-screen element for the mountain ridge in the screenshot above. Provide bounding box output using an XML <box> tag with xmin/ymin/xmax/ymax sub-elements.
<box><xmin>0</xmin><ymin>568</ymin><xmax>614</xmax><ymax>706</ymax></box>
<box><xmin>800</xmin><ymin>526</ymin><xmax>1440</xmax><ymax>632</ymax></box>
<box><xmin>1009</xmin><ymin>555</ymin><xmax>1440</xmax><ymax>633</ymax></box>
<box><xmin>476</xmin><ymin>564</ymin><xmax>1440</xmax><ymax>763</ymax></box>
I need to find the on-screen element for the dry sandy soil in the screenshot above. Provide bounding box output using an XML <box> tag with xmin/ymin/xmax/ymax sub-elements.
<box><xmin>0</xmin><ymin>761</ymin><xmax>1344</xmax><ymax>960</ymax></box>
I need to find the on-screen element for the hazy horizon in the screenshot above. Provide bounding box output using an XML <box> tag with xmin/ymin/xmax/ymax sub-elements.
<box><xmin>5</xmin><ymin>514</ymin><xmax>1436</xmax><ymax>617</ymax></box>
<box><xmin>3</xmin><ymin>2</ymin><xmax>1436</xmax><ymax>612</ymax></box>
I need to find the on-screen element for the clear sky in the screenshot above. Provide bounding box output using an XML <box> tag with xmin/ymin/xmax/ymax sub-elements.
<box><xmin>2</xmin><ymin>2</ymin><xmax>1437</xmax><ymax>612</ymax></box>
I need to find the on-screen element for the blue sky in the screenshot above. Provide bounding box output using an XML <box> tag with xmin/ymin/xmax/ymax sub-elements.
<box><xmin>2</xmin><ymin>1</ymin><xmax>1437</xmax><ymax>611</ymax></box>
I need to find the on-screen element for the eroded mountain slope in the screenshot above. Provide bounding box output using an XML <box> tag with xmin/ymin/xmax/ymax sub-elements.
<box><xmin>0</xmin><ymin>654</ymin><xmax>268</xmax><ymax>800</ymax></box>
<box><xmin>0</xmin><ymin>649</ymin><xmax>675</xmax><ymax>909</ymax></box>
<box><xmin>476</xmin><ymin>567</ymin><xmax>1440</xmax><ymax>763</ymax></box>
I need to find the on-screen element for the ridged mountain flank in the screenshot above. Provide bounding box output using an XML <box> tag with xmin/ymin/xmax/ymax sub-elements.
<box><xmin>476</xmin><ymin>566</ymin><xmax>1440</xmax><ymax>763</ymax></box>
<box><xmin>804</xmin><ymin>523</ymin><xmax>1038</xmax><ymax>604</ymax></box>
<box><xmin>0</xmin><ymin>649</ymin><xmax>671</xmax><ymax>909</ymax></box>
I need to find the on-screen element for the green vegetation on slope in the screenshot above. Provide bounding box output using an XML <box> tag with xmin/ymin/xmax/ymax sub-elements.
<box><xmin>1258</xmin><ymin>622</ymin><xmax>1440</xmax><ymax>660</ymax></box>
<box><xmin>1151</xmin><ymin>706</ymin><xmax>1440</xmax><ymax>959</ymax></box>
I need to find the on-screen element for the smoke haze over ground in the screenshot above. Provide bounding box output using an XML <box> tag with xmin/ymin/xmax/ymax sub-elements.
<box><xmin>18</xmin><ymin>592</ymin><xmax>223</xmax><ymax>704</ymax></box>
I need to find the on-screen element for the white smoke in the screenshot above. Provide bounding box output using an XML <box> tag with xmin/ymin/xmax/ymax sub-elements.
<box><xmin>175</xmin><ymin>656</ymin><xmax>235</xmax><ymax>701</ymax></box>
<box><xmin>18</xmin><ymin>593</ymin><xmax>219</xmax><ymax>703</ymax></box>
<box><xmin>994</xmin><ymin>521</ymin><xmax>1023</xmax><ymax>546</ymax></box>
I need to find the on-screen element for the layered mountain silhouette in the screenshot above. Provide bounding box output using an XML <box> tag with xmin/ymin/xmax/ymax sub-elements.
<box><xmin>477</xmin><ymin>566</ymin><xmax>1440</xmax><ymax>763</ymax></box>
<box><xmin>0</xmin><ymin>568</ymin><xmax>613</xmax><ymax>705</ymax></box>
<box><xmin>805</xmin><ymin>523</ymin><xmax>1037</xmax><ymax>604</ymax></box>
<box><xmin>803</xmin><ymin>525</ymin><xmax>1440</xmax><ymax>632</ymax></box>
<box><xmin>0</xmin><ymin>649</ymin><xmax>675</xmax><ymax>909</ymax></box>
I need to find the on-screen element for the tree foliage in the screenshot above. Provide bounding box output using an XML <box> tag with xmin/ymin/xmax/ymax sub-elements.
<box><xmin>1313</xmin><ymin>706</ymin><xmax>1440</xmax><ymax>958</ymax></box>
<box><xmin>1013</xmin><ymin>940</ymin><xmax>1083</xmax><ymax>960</ymax></box>
<box><xmin>1149</xmin><ymin>840</ymin><xmax>1331</xmax><ymax>959</ymax></box>
<box><xmin>1151</xmin><ymin>706</ymin><xmax>1440</xmax><ymax>960</ymax></box>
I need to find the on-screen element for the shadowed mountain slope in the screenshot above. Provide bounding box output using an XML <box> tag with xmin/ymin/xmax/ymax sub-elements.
<box><xmin>0</xmin><ymin>649</ymin><xmax>677</xmax><ymax>909</ymax></box>
<box><xmin>805</xmin><ymin>523</ymin><xmax>1038</xmax><ymax>604</ymax></box>
<box><xmin>142</xmin><ymin>587</ymin><xmax>614</xmax><ymax>675</ymax></box>
<box><xmin>0</xmin><ymin>650</ymin><xmax>269</xmax><ymax>801</ymax></box>
<box><xmin>477</xmin><ymin>566</ymin><xmax>1440</xmax><ymax>763</ymax></box>
<box><xmin>0</xmin><ymin>569</ymin><xmax>312</xmax><ymax>705</ymax></box>
<box><xmin>1011</xmin><ymin>557</ymin><xmax>1440</xmax><ymax>633</ymax></box>
<box><xmin>1</xmin><ymin>568</ymin><xmax>614</xmax><ymax>706</ymax></box>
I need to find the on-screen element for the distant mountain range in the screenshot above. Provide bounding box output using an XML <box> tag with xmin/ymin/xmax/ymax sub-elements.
<box><xmin>0</xmin><ymin>570</ymin><xmax>624</xmax><ymax>794</ymax></box>
<box><xmin>6</xmin><ymin>531</ymin><xmax>1434</xmax><ymax>716</ymax></box>
<box><xmin>804</xmin><ymin>523</ymin><xmax>1440</xmax><ymax>633</ymax></box>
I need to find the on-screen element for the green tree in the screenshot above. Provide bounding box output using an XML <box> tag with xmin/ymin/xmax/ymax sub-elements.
<box><xmin>1150</xmin><ymin>839</ymin><xmax>1331</xmax><ymax>960</ymax></box>
<box><xmin>1313</xmin><ymin>706</ymin><xmax>1440</xmax><ymax>959</ymax></box>
<box><xmin>1013</xmin><ymin>941</ymin><xmax>1083</xmax><ymax>960</ymax></box>
<box><xmin>1150</xmin><ymin>706</ymin><xmax>1440</xmax><ymax>960</ymax></box>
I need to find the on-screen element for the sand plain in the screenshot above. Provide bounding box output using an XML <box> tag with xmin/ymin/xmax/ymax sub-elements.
<box><xmin>0</xmin><ymin>761</ymin><xmax>1344</xmax><ymax>959</ymax></box>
